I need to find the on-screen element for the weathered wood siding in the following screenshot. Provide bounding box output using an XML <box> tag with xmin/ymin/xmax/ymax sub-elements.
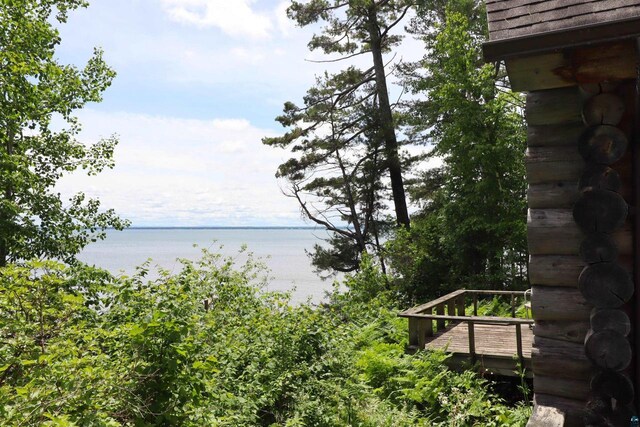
<box><xmin>487</xmin><ymin>0</ymin><xmax>640</xmax><ymax>41</ymax></box>
<box><xmin>525</xmin><ymin>73</ymin><xmax>637</xmax><ymax>425</ymax></box>
<box><xmin>525</xmin><ymin>86</ymin><xmax>592</xmax><ymax>423</ymax></box>
<box><xmin>506</xmin><ymin>41</ymin><xmax>638</xmax><ymax>92</ymax></box>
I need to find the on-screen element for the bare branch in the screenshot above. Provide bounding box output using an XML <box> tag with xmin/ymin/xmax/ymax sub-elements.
<box><xmin>380</xmin><ymin>4</ymin><xmax>413</xmax><ymax>39</ymax></box>
<box><xmin>305</xmin><ymin>49</ymin><xmax>372</xmax><ymax>63</ymax></box>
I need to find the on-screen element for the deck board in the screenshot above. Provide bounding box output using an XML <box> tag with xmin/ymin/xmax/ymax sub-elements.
<box><xmin>426</xmin><ymin>322</ymin><xmax>533</xmax><ymax>357</ymax></box>
<box><xmin>424</xmin><ymin>322</ymin><xmax>534</xmax><ymax>376</ymax></box>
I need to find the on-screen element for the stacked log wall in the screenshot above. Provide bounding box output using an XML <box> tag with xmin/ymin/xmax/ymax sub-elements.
<box><xmin>527</xmin><ymin>81</ymin><xmax>637</xmax><ymax>425</ymax></box>
<box><xmin>526</xmin><ymin>86</ymin><xmax>593</xmax><ymax>421</ymax></box>
<box><xmin>576</xmin><ymin>82</ymin><xmax>636</xmax><ymax>425</ymax></box>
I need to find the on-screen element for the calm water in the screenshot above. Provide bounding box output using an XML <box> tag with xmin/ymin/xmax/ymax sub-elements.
<box><xmin>78</xmin><ymin>228</ymin><xmax>338</xmax><ymax>303</ymax></box>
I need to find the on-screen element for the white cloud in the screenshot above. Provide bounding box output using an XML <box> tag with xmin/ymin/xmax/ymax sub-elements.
<box><xmin>160</xmin><ymin>0</ymin><xmax>273</xmax><ymax>39</ymax></box>
<box><xmin>275</xmin><ymin>1</ymin><xmax>294</xmax><ymax>37</ymax></box>
<box><xmin>57</xmin><ymin>110</ymin><xmax>304</xmax><ymax>227</ymax></box>
<box><xmin>231</xmin><ymin>47</ymin><xmax>266</xmax><ymax>64</ymax></box>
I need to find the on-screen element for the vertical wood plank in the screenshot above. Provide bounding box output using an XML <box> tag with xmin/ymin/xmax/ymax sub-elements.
<box><xmin>408</xmin><ymin>317</ymin><xmax>419</xmax><ymax>348</ymax></box>
<box><xmin>447</xmin><ymin>300</ymin><xmax>455</xmax><ymax>325</ymax></box>
<box><xmin>437</xmin><ymin>304</ymin><xmax>445</xmax><ymax>331</ymax></box>
<box><xmin>473</xmin><ymin>294</ymin><xmax>478</xmax><ymax>316</ymax></box>
<box><xmin>457</xmin><ymin>295</ymin><xmax>466</xmax><ymax>317</ymax></box>
<box><xmin>423</xmin><ymin>308</ymin><xmax>433</xmax><ymax>338</ymax></box>
<box><xmin>516</xmin><ymin>323</ymin><xmax>524</xmax><ymax>361</ymax></box>
<box><xmin>468</xmin><ymin>321</ymin><xmax>476</xmax><ymax>363</ymax></box>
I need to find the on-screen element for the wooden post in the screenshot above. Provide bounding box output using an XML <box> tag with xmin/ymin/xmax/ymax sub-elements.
<box><xmin>516</xmin><ymin>323</ymin><xmax>524</xmax><ymax>362</ymax></box>
<box><xmin>416</xmin><ymin>318</ymin><xmax>428</xmax><ymax>349</ymax></box>
<box><xmin>473</xmin><ymin>294</ymin><xmax>478</xmax><ymax>316</ymax></box>
<box><xmin>468</xmin><ymin>321</ymin><xmax>476</xmax><ymax>363</ymax></box>
<box><xmin>408</xmin><ymin>308</ymin><xmax>434</xmax><ymax>350</ymax></box>
<box><xmin>408</xmin><ymin>317</ymin><xmax>420</xmax><ymax>349</ymax></box>
<box><xmin>422</xmin><ymin>308</ymin><xmax>433</xmax><ymax>338</ymax></box>
<box><xmin>457</xmin><ymin>295</ymin><xmax>465</xmax><ymax>317</ymax></box>
<box><xmin>511</xmin><ymin>294</ymin><xmax>517</xmax><ymax>318</ymax></box>
<box><xmin>436</xmin><ymin>304</ymin><xmax>445</xmax><ymax>331</ymax></box>
<box><xmin>447</xmin><ymin>299</ymin><xmax>455</xmax><ymax>324</ymax></box>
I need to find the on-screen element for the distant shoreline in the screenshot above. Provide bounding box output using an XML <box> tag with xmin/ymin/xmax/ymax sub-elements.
<box><xmin>116</xmin><ymin>226</ymin><xmax>327</xmax><ymax>230</ymax></box>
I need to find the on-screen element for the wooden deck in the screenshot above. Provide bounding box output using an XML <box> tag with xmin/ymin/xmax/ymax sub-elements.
<box><xmin>424</xmin><ymin>322</ymin><xmax>533</xmax><ymax>377</ymax></box>
<box><xmin>399</xmin><ymin>290</ymin><xmax>535</xmax><ymax>378</ymax></box>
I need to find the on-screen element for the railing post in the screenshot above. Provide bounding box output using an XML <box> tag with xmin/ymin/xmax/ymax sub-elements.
<box><xmin>408</xmin><ymin>317</ymin><xmax>419</xmax><ymax>348</ymax></box>
<box><xmin>447</xmin><ymin>299</ymin><xmax>455</xmax><ymax>324</ymax></box>
<box><xmin>468</xmin><ymin>320</ymin><xmax>476</xmax><ymax>363</ymax></box>
<box><xmin>408</xmin><ymin>311</ymin><xmax>434</xmax><ymax>350</ymax></box>
<box><xmin>510</xmin><ymin>294</ymin><xmax>516</xmax><ymax>318</ymax></box>
<box><xmin>515</xmin><ymin>323</ymin><xmax>523</xmax><ymax>362</ymax></box>
<box><xmin>457</xmin><ymin>295</ymin><xmax>465</xmax><ymax>317</ymax></box>
<box><xmin>473</xmin><ymin>294</ymin><xmax>478</xmax><ymax>316</ymax></box>
<box><xmin>436</xmin><ymin>304</ymin><xmax>445</xmax><ymax>331</ymax></box>
<box><xmin>422</xmin><ymin>308</ymin><xmax>433</xmax><ymax>339</ymax></box>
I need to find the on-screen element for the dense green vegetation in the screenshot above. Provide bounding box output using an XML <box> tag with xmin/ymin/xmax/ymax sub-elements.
<box><xmin>0</xmin><ymin>0</ymin><xmax>128</xmax><ymax>267</ymax></box>
<box><xmin>266</xmin><ymin>0</ymin><xmax>528</xmax><ymax>293</ymax></box>
<box><xmin>1</xmin><ymin>252</ymin><xmax>531</xmax><ymax>426</ymax></box>
<box><xmin>387</xmin><ymin>2</ymin><xmax>527</xmax><ymax>304</ymax></box>
<box><xmin>0</xmin><ymin>0</ymin><xmax>531</xmax><ymax>425</ymax></box>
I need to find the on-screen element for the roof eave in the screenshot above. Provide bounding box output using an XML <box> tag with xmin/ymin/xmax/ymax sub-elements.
<box><xmin>483</xmin><ymin>16</ymin><xmax>640</xmax><ymax>63</ymax></box>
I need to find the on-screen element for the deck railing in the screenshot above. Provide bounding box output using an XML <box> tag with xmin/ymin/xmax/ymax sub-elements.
<box><xmin>398</xmin><ymin>289</ymin><xmax>534</xmax><ymax>362</ymax></box>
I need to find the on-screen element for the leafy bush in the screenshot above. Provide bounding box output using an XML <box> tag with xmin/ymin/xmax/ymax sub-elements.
<box><xmin>0</xmin><ymin>250</ymin><xmax>530</xmax><ymax>426</ymax></box>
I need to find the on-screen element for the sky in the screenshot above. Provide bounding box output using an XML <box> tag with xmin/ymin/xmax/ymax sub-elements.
<box><xmin>54</xmin><ymin>0</ymin><xmax>425</xmax><ymax>227</ymax></box>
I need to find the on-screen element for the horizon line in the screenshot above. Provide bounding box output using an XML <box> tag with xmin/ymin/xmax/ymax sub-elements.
<box><xmin>114</xmin><ymin>226</ymin><xmax>333</xmax><ymax>230</ymax></box>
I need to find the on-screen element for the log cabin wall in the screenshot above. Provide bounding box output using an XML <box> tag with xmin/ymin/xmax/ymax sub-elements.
<box><xmin>516</xmin><ymin>44</ymin><xmax>639</xmax><ymax>425</ymax></box>
<box><xmin>526</xmin><ymin>85</ymin><xmax>592</xmax><ymax>421</ymax></box>
<box><xmin>483</xmin><ymin>2</ymin><xmax>640</xmax><ymax>424</ymax></box>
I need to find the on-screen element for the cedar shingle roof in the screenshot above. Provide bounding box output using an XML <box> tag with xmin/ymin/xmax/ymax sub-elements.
<box><xmin>487</xmin><ymin>0</ymin><xmax>640</xmax><ymax>41</ymax></box>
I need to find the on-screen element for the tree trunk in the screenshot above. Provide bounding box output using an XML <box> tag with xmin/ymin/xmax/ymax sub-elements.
<box><xmin>335</xmin><ymin>148</ymin><xmax>366</xmax><ymax>253</ymax></box>
<box><xmin>366</xmin><ymin>7</ymin><xmax>410</xmax><ymax>229</ymax></box>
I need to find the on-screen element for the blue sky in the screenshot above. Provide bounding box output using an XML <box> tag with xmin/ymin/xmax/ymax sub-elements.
<box><xmin>55</xmin><ymin>0</ymin><xmax>424</xmax><ymax>227</ymax></box>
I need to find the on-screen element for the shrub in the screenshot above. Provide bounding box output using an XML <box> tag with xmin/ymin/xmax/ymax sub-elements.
<box><xmin>0</xmin><ymin>250</ymin><xmax>530</xmax><ymax>426</ymax></box>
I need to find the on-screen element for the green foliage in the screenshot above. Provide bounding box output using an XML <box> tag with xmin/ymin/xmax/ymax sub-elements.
<box><xmin>0</xmin><ymin>251</ymin><xmax>530</xmax><ymax>426</ymax></box>
<box><xmin>287</xmin><ymin>0</ymin><xmax>411</xmax><ymax>55</ymax></box>
<box><xmin>388</xmin><ymin>6</ymin><xmax>527</xmax><ymax>303</ymax></box>
<box><xmin>0</xmin><ymin>260</ymin><xmax>122</xmax><ymax>425</ymax></box>
<box><xmin>265</xmin><ymin>0</ymin><xmax>414</xmax><ymax>260</ymax></box>
<box><xmin>0</xmin><ymin>2</ymin><xmax>535</xmax><ymax>425</ymax></box>
<box><xmin>0</xmin><ymin>0</ymin><xmax>128</xmax><ymax>265</ymax></box>
<box><xmin>264</xmin><ymin>70</ymin><xmax>391</xmax><ymax>274</ymax></box>
<box><xmin>473</xmin><ymin>296</ymin><xmax>529</xmax><ymax>319</ymax></box>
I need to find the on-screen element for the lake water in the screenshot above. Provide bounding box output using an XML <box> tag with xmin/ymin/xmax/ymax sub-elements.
<box><xmin>78</xmin><ymin>228</ymin><xmax>339</xmax><ymax>304</ymax></box>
